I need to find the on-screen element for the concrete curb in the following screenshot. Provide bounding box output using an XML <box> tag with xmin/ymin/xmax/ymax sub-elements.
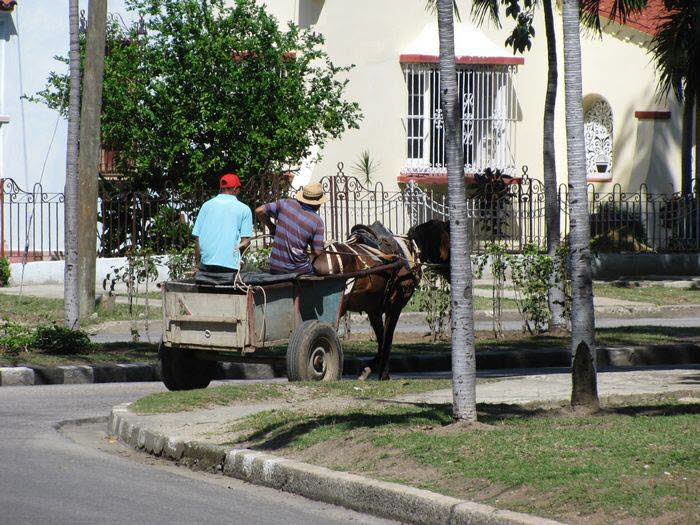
<box><xmin>3</xmin><ymin>343</ymin><xmax>699</xmax><ymax>387</ymax></box>
<box><xmin>0</xmin><ymin>363</ymin><xmax>160</xmax><ymax>387</ymax></box>
<box><xmin>108</xmin><ymin>404</ymin><xmax>562</xmax><ymax>525</ymax></box>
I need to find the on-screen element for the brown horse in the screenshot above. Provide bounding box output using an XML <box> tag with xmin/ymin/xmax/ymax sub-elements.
<box><xmin>313</xmin><ymin>225</ymin><xmax>421</xmax><ymax>380</ymax></box>
<box><xmin>407</xmin><ymin>219</ymin><xmax>451</xmax><ymax>278</ymax></box>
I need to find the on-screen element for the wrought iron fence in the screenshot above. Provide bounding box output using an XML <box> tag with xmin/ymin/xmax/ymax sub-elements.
<box><xmin>2</xmin><ymin>169</ymin><xmax>699</xmax><ymax>261</ymax></box>
<box><xmin>0</xmin><ymin>178</ymin><xmax>64</xmax><ymax>262</ymax></box>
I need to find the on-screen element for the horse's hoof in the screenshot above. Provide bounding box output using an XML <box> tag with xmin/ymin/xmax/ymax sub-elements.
<box><xmin>358</xmin><ymin>367</ymin><xmax>372</xmax><ymax>381</ymax></box>
<box><xmin>379</xmin><ymin>374</ymin><xmax>390</xmax><ymax>381</ymax></box>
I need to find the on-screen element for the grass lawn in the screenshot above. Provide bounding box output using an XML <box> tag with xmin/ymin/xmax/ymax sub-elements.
<box><xmin>227</xmin><ymin>392</ymin><xmax>700</xmax><ymax>524</ymax></box>
<box><xmin>335</xmin><ymin>325</ymin><xmax>700</xmax><ymax>357</ymax></box>
<box><xmin>0</xmin><ymin>342</ymin><xmax>159</xmax><ymax>367</ymax></box>
<box><xmin>473</xmin><ymin>283</ymin><xmax>700</xmax><ymax>306</ymax></box>
<box><xmin>594</xmin><ymin>284</ymin><xmax>700</xmax><ymax>305</ymax></box>
<box><xmin>0</xmin><ymin>294</ymin><xmax>160</xmax><ymax>326</ymax></box>
<box><xmin>130</xmin><ymin>379</ymin><xmax>454</xmax><ymax>414</ymax></box>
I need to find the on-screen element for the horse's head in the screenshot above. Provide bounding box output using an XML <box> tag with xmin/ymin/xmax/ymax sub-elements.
<box><xmin>407</xmin><ymin>220</ymin><xmax>450</xmax><ymax>278</ymax></box>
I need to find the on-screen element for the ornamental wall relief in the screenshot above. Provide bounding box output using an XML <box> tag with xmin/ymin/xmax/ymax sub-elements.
<box><xmin>584</xmin><ymin>98</ymin><xmax>613</xmax><ymax>178</ymax></box>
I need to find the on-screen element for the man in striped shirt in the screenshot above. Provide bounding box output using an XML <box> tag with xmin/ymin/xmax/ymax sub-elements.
<box><xmin>255</xmin><ymin>183</ymin><xmax>327</xmax><ymax>274</ymax></box>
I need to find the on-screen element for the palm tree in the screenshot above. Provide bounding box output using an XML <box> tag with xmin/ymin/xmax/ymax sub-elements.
<box><xmin>563</xmin><ymin>0</ymin><xmax>645</xmax><ymax>409</ymax></box>
<box><xmin>648</xmin><ymin>0</ymin><xmax>699</xmax><ymax>195</ymax></box>
<box><xmin>436</xmin><ymin>0</ymin><xmax>478</xmax><ymax>421</ymax></box>
<box><xmin>562</xmin><ymin>0</ymin><xmax>598</xmax><ymax>409</ymax></box>
<box><xmin>471</xmin><ymin>0</ymin><xmax>567</xmax><ymax>333</ymax></box>
<box><xmin>64</xmin><ymin>0</ymin><xmax>81</xmax><ymax>328</ymax></box>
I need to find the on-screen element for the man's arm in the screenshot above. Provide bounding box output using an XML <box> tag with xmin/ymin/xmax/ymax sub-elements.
<box><xmin>239</xmin><ymin>206</ymin><xmax>254</xmax><ymax>256</ymax></box>
<box><xmin>254</xmin><ymin>204</ymin><xmax>277</xmax><ymax>236</ymax></box>
<box><xmin>311</xmin><ymin>222</ymin><xmax>325</xmax><ymax>260</ymax></box>
<box><xmin>238</xmin><ymin>237</ymin><xmax>251</xmax><ymax>255</ymax></box>
<box><xmin>193</xmin><ymin>238</ymin><xmax>201</xmax><ymax>269</ymax></box>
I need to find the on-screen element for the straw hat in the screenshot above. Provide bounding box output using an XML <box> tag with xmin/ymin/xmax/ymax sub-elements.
<box><xmin>295</xmin><ymin>183</ymin><xmax>328</xmax><ymax>205</ymax></box>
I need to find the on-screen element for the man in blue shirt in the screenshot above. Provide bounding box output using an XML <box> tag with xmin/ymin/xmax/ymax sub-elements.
<box><xmin>192</xmin><ymin>173</ymin><xmax>253</xmax><ymax>275</ymax></box>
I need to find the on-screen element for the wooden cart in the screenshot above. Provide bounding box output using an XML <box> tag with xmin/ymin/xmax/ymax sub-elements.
<box><xmin>159</xmin><ymin>262</ymin><xmax>400</xmax><ymax>390</ymax></box>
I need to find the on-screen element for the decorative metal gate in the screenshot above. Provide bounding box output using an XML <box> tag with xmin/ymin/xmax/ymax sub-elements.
<box><xmin>0</xmin><ymin>178</ymin><xmax>64</xmax><ymax>262</ymax></box>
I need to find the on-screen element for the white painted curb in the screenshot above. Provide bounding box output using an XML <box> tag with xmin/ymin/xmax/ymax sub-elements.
<box><xmin>109</xmin><ymin>405</ymin><xmax>564</xmax><ymax>525</ymax></box>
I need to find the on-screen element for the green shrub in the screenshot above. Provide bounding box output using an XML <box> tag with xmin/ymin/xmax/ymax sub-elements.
<box><xmin>241</xmin><ymin>244</ymin><xmax>272</xmax><ymax>272</ymax></box>
<box><xmin>0</xmin><ymin>320</ymin><xmax>35</xmax><ymax>358</ymax></box>
<box><xmin>33</xmin><ymin>324</ymin><xmax>93</xmax><ymax>355</ymax></box>
<box><xmin>0</xmin><ymin>257</ymin><xmax>10</xmax><ymax>287</ymax></box>
<box><xmin>412</xmin><ymin>269</ymin><xmax>451</xmax><ymax>341</ymax></box>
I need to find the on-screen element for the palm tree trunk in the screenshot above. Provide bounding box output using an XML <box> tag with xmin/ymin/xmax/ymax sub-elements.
<box><xmin>681</xmin><ymin>92</ymin><xmax>694</xmax><ymax>195</ymax></box>
<box><xmin>562</xmin><ymin>0</ymin><xmax>599</xmax><ymax>409</ymax></box>
<box><xmin>693</xmin><ymin>92</ymin><xmax>699</xmax><ymax>193</ymax></box>
<box><xmin>437</xmin><ymin>0</ymin><xmax>477</xmax><ymax>421</ymax></box>
<box><xmin>64</xmin><ymin>0</ymin><xmax>81</xmax><ymax>329</ymax></box>
<box><xmin>542</xmin><ymin>0</ymin><xmax>567</xmax><ymax>333</ymax></box>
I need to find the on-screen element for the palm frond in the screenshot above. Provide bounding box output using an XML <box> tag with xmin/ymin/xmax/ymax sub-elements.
<box><xmin>471</xmin><ymin>0</ymin><xmax>502</xmax><ymax>27</ymax></box>
<box><xmin>648</xmin><ymin>0</ymin><xmax>697</xmax><ymax>101</ymax></box>
<box><xmin>580</xmin><ymin>0</ymin><xmax>647</xmax><ymax>34</ymax></box>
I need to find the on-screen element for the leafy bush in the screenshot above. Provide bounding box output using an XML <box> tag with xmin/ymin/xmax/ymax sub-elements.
<box><xmin>165</xmin><ymin>245</ymin><xmax>195</xmax><ymax>281</ymax></box>
<box><xmin>412</xmin><ymin>269</ymin><xmax>451</xmax><ymax>341</ymax></box>
<box><xmin>473</xmin><ymin>167</ymin><xmax>515</xmax><ymax>239</ymax></box>
<box><xmin>0</xmin><ymin>257</ymin><xmax>10</xmax><ymax>287</ymax></box>
<box><xmin>29</xmin><ymin>0</ymin><xmax>361</xmax><ymax>202</ymax></box>
<box><xmin>474</xmin><ymin>242</ymin><xmax>571</xmax><ymax>335</ymax></box>
<box><xmin>33</xmin><ymin>324</ymin><xmax>94</xmax><ymax>355</ymax></box>
<box><xmin>508</xmin><ymin>244</ymin><xmax>555</xmax><ymax>334</ymax></box>
<box><xmin>0</xmin><ymin>320</ymin><xmax>35</xmax><ymax>358</ymax></box>
<box><xmin>473</xmin><ymin>242</ymin><xmax>508</xmax><ymax>338</ymax></box>
<box><xmin>241</xmin><ymin>244</ymin><xmax>272</xmax><ymax>272</ymax></box>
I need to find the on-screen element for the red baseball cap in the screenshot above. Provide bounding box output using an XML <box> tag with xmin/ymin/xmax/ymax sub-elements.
<box><xmin>220</xmin><ymin>173</ymin><xmax>241</xmax><ymax>189</ymax></box>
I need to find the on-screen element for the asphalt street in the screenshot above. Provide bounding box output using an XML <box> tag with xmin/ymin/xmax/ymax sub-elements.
<box><xmin>0</xmin><ymin>382</ymin><xmax>395</xmax><ymax>525</ymax></box>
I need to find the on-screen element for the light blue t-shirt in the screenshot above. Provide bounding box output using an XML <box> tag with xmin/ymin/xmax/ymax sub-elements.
<box><xmin>192</xmin><ymin>194</ymin><xmax>253</xmax><ymax>270</ymax></box>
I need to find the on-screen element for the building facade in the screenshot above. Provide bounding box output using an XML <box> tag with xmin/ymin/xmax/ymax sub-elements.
<box><xmin>260</xmin><ymin>0</ymin><xmax>688</xmax><ymax>195</ymax></box>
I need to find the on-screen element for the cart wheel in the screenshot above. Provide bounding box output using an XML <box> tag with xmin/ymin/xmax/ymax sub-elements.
<box><xmin>159</xmin><ymin>341</ymin><xmax>215</xmax><ymax>391</ymax></box>
<box><xmin>287</xmin><ymin>321</ymin><xmax>343</xmax><ymax>382</ymax></box>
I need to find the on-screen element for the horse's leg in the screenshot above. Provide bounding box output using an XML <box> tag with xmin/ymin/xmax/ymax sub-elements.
<box><xmin>358</xmin><ymin>310</ymin><xmax>384</xmax><ymax>381</ymax></box>
<box><xmin>377</xmin><ymin>306</ymin><xmax>402</xmax><ymax>381</ymax></box>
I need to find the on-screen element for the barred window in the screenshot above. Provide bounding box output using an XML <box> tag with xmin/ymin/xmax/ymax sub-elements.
<box><xmin>403</xmin><ymin>65</ymin><xmax>518</xmax><ymax>175</ymax></box>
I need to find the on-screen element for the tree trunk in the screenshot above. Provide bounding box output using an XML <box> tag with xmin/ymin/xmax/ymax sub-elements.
<box><xmin>562</xmin><ymin>0</ymin><xmax>599</xmax><ymax>409</ymax></box>
<box><xmin>542</xmin><ymin>0</ymin><xmax>567</xmax><ymax>333</ymax></box>
<box><xmin>681</xmin><ymin>92</ymin><xmax>694</xmax><ymax>195</ymax></box>
<box><xmin>77</xmin><ymin>0</ymin><xmax>108</xmax><ymax>318</ymax></box>
<box><xmin>437</xmin><ymin>0</ymin><xmax>477</xmax><ymax>421</ymax></box>
<box><xmin>64</xmin><ymin>0</ymin><xmax>81</xmax><ymax>329</ymax></box>
<box><xmin>694</xmin><ymin>92</ymin><xmax>699</xmax><ymax>193</ymax></box>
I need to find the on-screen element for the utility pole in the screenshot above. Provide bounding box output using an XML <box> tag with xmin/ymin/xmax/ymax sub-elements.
<box><xmin>64</xmin><ymin>0</ymin><xmax>81</xmax><ymax>329</ymax></box>
<box><xmin>77</xmin><ymin>0</ymin><xmax>108</xmax><ymax>317</ymax></box>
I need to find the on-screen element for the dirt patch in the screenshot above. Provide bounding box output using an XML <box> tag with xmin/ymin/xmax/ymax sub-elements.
<box><xmin>284</xmin><ymin>437</ymin><xmax>510</xmax><ymax>503</ymax></box>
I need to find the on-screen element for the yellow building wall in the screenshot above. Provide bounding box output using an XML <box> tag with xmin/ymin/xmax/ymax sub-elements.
<box><xmin>241</xmin><ymin>1</ymin><xmax>684</xmax><ymax>194</ymax></box>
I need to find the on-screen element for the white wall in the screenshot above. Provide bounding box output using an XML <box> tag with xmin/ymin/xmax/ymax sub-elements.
<box><xmin>9</xmin><ymin>256</ymin><xmax>172</xmax><ymax>287</ymax></box>
<box><xmin>1</xmin><ymin>1</ymin><xmax>135</xmax><ymax>255</ymax></box>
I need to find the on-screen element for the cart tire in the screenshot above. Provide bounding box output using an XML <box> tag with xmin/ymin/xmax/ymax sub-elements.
<box><xmin>287</xmin><ymin>321</ymin><xmax>343</xmax><ymax>382</ymax></box>
<box><xmin>159</xmin><ymin>341</ymin><xmax>215</xmax><ymax>391</ymax></box>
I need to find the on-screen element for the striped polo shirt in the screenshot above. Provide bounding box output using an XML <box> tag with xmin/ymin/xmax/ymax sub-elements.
<box><xmin>264</xmin><ymin>198</ymin><xmax>325</xmax><ymax>274</ymax></box>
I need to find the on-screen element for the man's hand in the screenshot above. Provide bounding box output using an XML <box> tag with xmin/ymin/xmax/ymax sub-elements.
<box><xmin>239</xmin><ymin>237</ymin><xmax>251</xmax><ymax>254</ymax></box>
<box><xmin>255</xmin><ymin>206</ymin><xmax>276</xmax><ymax>236</ymax></box>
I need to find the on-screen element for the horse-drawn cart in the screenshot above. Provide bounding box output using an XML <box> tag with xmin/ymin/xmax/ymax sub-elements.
<box><xmin>159</xmin><ymin>261</ymin><xmax>402</xmax><ymax>390</ymax></box>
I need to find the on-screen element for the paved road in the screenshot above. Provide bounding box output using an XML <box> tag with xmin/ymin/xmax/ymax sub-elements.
<box><xmin>0</xmin><ymin>382</ymin><xmax>394</xmax><ymax>525</ymax></box>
